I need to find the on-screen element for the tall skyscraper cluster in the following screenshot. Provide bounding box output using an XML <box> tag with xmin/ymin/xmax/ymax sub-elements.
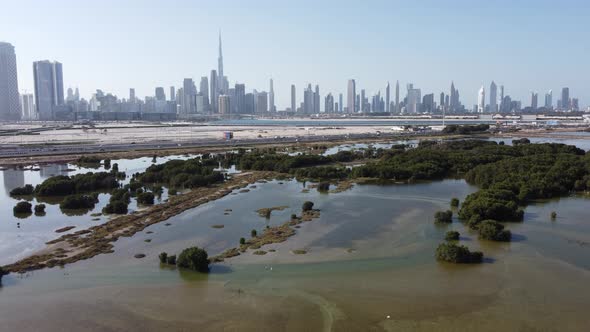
<box><xmin>0</xmin><ymin>37</ymin><xmax>584</xmax><ymax>122</ymax></box>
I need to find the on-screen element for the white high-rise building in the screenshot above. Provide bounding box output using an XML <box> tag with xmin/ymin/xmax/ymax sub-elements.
<box><xmin>0</xmin><ymin>42</ymin><xmax>21</xmax><ymax>120</ymax></box>
<box><xmin>489</xmin><ymin>81</ymin><xmax>497</xmax><ymax>113</ymax></box>
<box><xmin>406</xmin><ymin>84</ymin><xmax>421</xmax><ymax>114</ymax></box>
<box><xmin>347</xmin><ymin>79</ymin><xmax>356</xmax><ymax>113</ymax></box>
<box><xmin>477</xmin><ymin>86</ymin><xmax>485</xmax><ymax>113</ymax></box>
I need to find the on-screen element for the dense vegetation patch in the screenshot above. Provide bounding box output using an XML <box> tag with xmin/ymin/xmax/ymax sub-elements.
<box><xmin>137</xmin><ymin>192</ymin><xmax>155</xmax><ymax>205</ymax></box>
<box><xmin>134</xmin><ymin>158</ymin><xmax>224</xmax><ymax>189</ymax></box>
<box><xmin>445</xmin><ymin>231</ymin><xmax>460</xmax><ymax>241</ymax></box>
<box><xmin>59</xmin><ymin>194</ymin><xmax>99</xmax><ymax>210</ymax></box>
<box><xmin>442</xmin><ymin>124</ymin><xmax>490</xmax><ymax>135</ymax></box>
<box><xmin>477</xmin><ymin>220</ymin><xmax>512</xmax><ymax>242</ymax></box>
<box><xmin>35</xmin><ymin>172</ymin><xmax>120</xmax><ymax>196</ymax></box>
<box><xmin>9</xmin><ymin>184</ymin><xmax>34</xmax><ymax>196</ymax></box>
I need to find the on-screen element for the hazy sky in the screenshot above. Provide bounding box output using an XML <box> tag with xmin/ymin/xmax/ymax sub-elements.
<box><xmin>2</xmin><ymin>0</ymin><xmax>589</xmax><ymax>109</ymax></box>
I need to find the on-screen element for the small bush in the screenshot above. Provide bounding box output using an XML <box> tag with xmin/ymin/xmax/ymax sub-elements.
<box><xmin>550</xmin><ymin>211</ymin><xmax>557</xmax><ymax>219</ymax></box>
<box><xmin>251</xmin><ymin>229</ymin><xmax>257</xmax><ymax>237</ymax></box>
<box><xmin>291</xmin><ymin>214</ymin><xmax>297</xmax><ymax>219</ymax></box>
<box><xmin>137</xmin><ymin>192</ymin><xmax>155</xmax><ymax>205</ymax></box>
<box><xmin>103</xmin><ymin>200</ymin><xmax>128</xmax><ymax>214</ymax></box>
<box><xmin>34</xmin><ymin>204</ymin><xmax>46</xmax><ymax>213</ymax></box>
<box><xmin>240</xmin><ymin>237</ymin><xmax>246</xmax><ymax>245</ymax></box>
<box><xmin>168</xmin><ymin>188</ymin><xmax>177</xmax><ymax>195</ymax></box>
<box><xmin>436</xmin><ymin>243</ymin><xmax>483</xmax><ymax>264</ymax></box>
<box><xmin>478</xmin><ymin>220</ymin><xmax>511</xmax><ymax>242</ymax></box>
<box><xmin>450</xmin><ymin>198</ymin><xmax>460</xmax><ymax>207</ymax></box>
<box><xmin>159</xmin><ymin>252</ymin><xmax>168</xmax><ymax>263</ymax></box>
<box><xmin>317</xmin><ymin>182</ymin><xmax>330</xmax><ymax>192</ymax></box>
<box><xmin>167</xmin><ymin>255</ymin><xmax>176</xmax><ymax>265</ymax></box>
<box><xmin>176</xmin><ymin>247</ymin><xmax>209</xmax><ymax>272</ymax></box>
<box><xmin>445</xmin><ymin>231</ymin><xmax>460</xmax><ymax>241</ymax></box>
<box><xmin>13</xmin><ymin>201</ymin><xmax>32</xmax><ymax>214</ymax></box>
<box><xmin>302</xmin><ymin>201</ymin><xmax>314</xmax><ymax>211</ymax></box>
<box><xmin>434</xmin><ymin>210</ymin><xmax>453</xmax><ymax>223</ymax></box>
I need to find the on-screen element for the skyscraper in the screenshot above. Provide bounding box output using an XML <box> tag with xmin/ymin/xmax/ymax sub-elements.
<box><xmin>199</xmin><ymin>77</ymin><xmax>209</xmax><ymax>110</ymax></box>
<box><xmin>304</xmin><ymin>84</ymin><xmax>313</xmax><ymax>114</ymax></box>
<box><xmin>499</xmin><ymin>85</ymin><xmax>505</xmax><ymax>111</ymax></box>
<box><xmin>291</xmin><ymin>84</ymin><xmax>296</xmax><ymax>113</ymax></box>
<box><xmin>477</xmin><ymin>86</ymin><xmax>485</xmax><ymax>113</ymax></box>
<box><xmin>338</xmin><ymin>93</ymin><xmax>343</xmax><ymax>112</ymax></box>
<box><xmin>182</xmin><ymin>78</ymin><xmax>196</xmax><ymax>114</ymax></box>
<box><xmin>530</xmin><ymin>92</ymin><xmax>538</xmax><ymax>109</ymax></box>
<box><xmin>217</xmin><ymin>31</ymin><xmax>224</xmax><ymax>94</ymax></box>
<box><xmin>256</xmin><ymin>92</ymin><xmax>268</xmax><ymax>113</ymax></box>
<box><xmin>33</xmin><ymin>60</ymin><xmax>64</xmax><ymax>121</ymax></box>
<box><xmin>489</xmin><ymin>81</ymin><xmax>497</xmax><ymax>113</ymax></box>
<box><xmin>218</xmin><ymin>95</ymin><xmax>230</xmax><ymax>114</ymax></box>
<box><xmin>545</xmin><ymin>90</ymin><xmax>553</xmax><ymax>108</ymax></box>
<box><xmin>406</xmin><ymin>84</ymin><xmax>421</xmax><ymax>114</ymax></box>
<box><xmin>314</xmin><ymin>85</ymin><xmax>320</xmax><ymax>113</ymax></box>
<box><xmin>347</xmin><ymin>79</ymin><xmax>356</xmax><ymax>113</ymax></box>
<box><xmin>385</xmin><ymin>82</ymin><xmax>390</xmax><ymax>113</ymax></box>
<box><xmin>20</xmin><ymin>93</ymin><xmax>35</xmax><ymax>120</ymax></box>
<box><xmin>561</xmin><ymin>87</ymin><xmax>569</xmax><ymax>110</ymax></box>
<box><xmin>129</xmin><ymin>88</ymin><xmax>136</xmax><ymax>102</ymax></box>
<box><xmin>269</xmin><ymin>79</ymin><xmax>275</xmax><ymax>112</ymax></box>
<box><xmin>395</xmin><ymin>81</ymin><xmax>400</xmax><ymax>112</ymax></box>
<box><xmin>170</xmin><ymin>86</ymin><xmax>175</xmax><ymax>102</ymax></box>
<box><xmin>325</xmin><ymin>93</ymin><xmax>334</xmax><ymax>113</ymax></box>
<box><xmin>210</xmin><ymin>70</ymin><xmax>218</xmax><ymax>113</ymax></box>
<box><xmin>234</xmin><ymin>83</ymin><xmax>245</xmax><ymax>114</ymax></box>
<box><xmin>0</xmin><ymin>42</ymin><xmax>20</xmax><ymax>121</ymax></box>
<box><xmin>155</xmin><ymin>87</ymin><xmax>166</xmax><ymax>101</ymax></box>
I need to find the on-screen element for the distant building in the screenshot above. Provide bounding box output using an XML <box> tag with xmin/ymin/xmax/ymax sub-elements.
<box><xmin>544</xmin><ymin>90</ymin><xmax>553</xmax><ymax>108</ymax></box>
<box><xmin>182</xmin><ymin>78</ymin><xmax>196</xmax><ymax>114</ymax></box>
<box><xmin>0</xmin><ymin>42</ymin><xmax>20</xmax><ymax>120</ymax></box>
<box><xmin>234</xmin><ymin>83</ymin><xmax>245</xmax><ymax>114</ymax></box>
<box><xmin>129</xmin><ymin>88</ymin><xmax>136</xmax><ymax>103</ymax></box>
<box><xmin>303</xmin><ymin>84</ymin><xmax>313</xmax><ymax>114</ymax></box>
<box><xmin>489</xmin><ymin>81</ymin><xmax>497</xmax><ymax>113</ymax></box>
<box><xmin>325</xmin><ymin>93</ymin><xmax>334</xmax><ymax>113</ymax></box>
<box><xmin>530</xmin><ymin>92</ymin><xmax>538</xmax><ymax>109</ymax></box>
<box><xmin>210</xmin><ymin>70</ymin><xmax>218</xmax><ymax>113</ymax></box>
<box><xmin>218</xmin><ymin>94</ymin><xmax>230</xmax><ymax>114</ymax></box>
<box><xmin>20</xmin><ymin>93</ymin><xmax>35</xmax><ymax>120</ymax></box>
<box><xmin>269</xmin><ymin>79</ymin><xmax>275</xmax><ymax>112</ymax></box>
<box><xmin>291</xmin><ymin>84</ymin><xmax>296</xmax><ymax>113</ymax></box>
<box><xmin>199</xmin><ymin>77</ymin><xmax>209</xmax><ymax>111</ymax></box>
<box><xmin>386</xmin><ymin>82</ymin><xmax>391</xmax><ymax>113</ymax></box>
<box><xmin>338</xmin><ymin>93</ymin><xmax>343</xmax><ymax>112</ymax></box>
<box><xmin>155</xmin><ymin>87</ymin><xmax>166</xmax><ymax>101</ymax></box>
<box><xmin>256</xmin><ymin>92</ymin><xmax>268</xmax><ymax>113</ymax></box>
<box><xmin>314</xmin><ymin>85</ymin><xmax>320</xmax><ymax>113</ymax></box>
<box><xmin>406</xmin><ymin>84</ymin><xmax>421</xmax><ymax>113</ymax></box>
<box><xmin>477</xmin><ymin>86</ymin><xmax>485</xmax><ymax>113</ymax></box>
<box><xmin>395</xmin><ymin>81</ymin><xmax>400</xmax><ymax>112</ymax></box>
<box><xmin>561</xmin><ymin>87</ymin><xmax>570</xmax><ymax>110</ymax></box>
<box><xmin>347</xmin><ymin>79</ymin><xmax>356</xmax><ymax>114</ymax></box>
<box><xmin>33</xmin><ymin>60</ymin><xmax>64</xmax><ymax>121</ymax></box>
<box><xmin>169</xmin><ymin>86</ymin><xmax>175</xmax><ymax>102</ymax></box>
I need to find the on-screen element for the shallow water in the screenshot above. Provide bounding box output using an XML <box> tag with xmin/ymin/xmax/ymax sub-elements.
<box><xmin>1</xmin><ymin>137</ymin><xmax>590</xmax><ymax>331</ymax></box>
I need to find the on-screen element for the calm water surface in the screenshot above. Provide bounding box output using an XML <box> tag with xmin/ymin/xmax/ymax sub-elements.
<box><xmin>0</xmin><ymin>138</ymin><xmax>590</xmax><ymax>331</ymax></box>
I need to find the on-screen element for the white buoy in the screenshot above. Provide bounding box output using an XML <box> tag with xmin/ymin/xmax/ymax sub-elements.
<box><xmin>386</xmin><ymin>315</ymin><xmax>390</xmax><ymax>319</ymax></box>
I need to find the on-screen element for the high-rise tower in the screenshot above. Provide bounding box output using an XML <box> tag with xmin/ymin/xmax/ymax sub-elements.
<box><xmin>347</xmin><ymin>79</ymin><xmax>356</xmax><ymax>114</ymax></box>
<box><xmin>269</xmin><ymin>78</ymin><xmax>275</xmax><ymax>112</ymax></box>
<box><xmin>489</xmin><ymin>81</ymin><xmax>497</xmax><ymax>113</ymax></box>
<box><xmin>218</xmin><ymin>31</ymin><xmax>224</xmax><ymax>94</ymax></box>
<box><xmin>385</xmin><ymin>82</ymin><xmax>391</xmax><ymax>113</ymax></box>
<box><xmin>477</xmin><ymin>86</ymin><xmax>485</xmax><ymax>113</ymax></box>
<box><xmin>33</xmin><ymin>60</ymin><xmax>64</xmax><ymax>121</ymax></box>
<box><xmin>0</xmin><ymin>42</ymin><xmax>20</xmax><ymax>120</ymax></box>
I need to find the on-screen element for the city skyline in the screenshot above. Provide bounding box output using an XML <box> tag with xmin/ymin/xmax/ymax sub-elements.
<box><xmin>1</xmin><ymin>0</ymin><xmax>588</xmax><ymax>110</ymax></box>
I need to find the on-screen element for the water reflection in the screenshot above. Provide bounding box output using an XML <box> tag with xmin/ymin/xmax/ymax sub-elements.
<box><xmin>3</xmin><ymin>168</ymin><xmax>24</xmax><ymax>195</ymax></box>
